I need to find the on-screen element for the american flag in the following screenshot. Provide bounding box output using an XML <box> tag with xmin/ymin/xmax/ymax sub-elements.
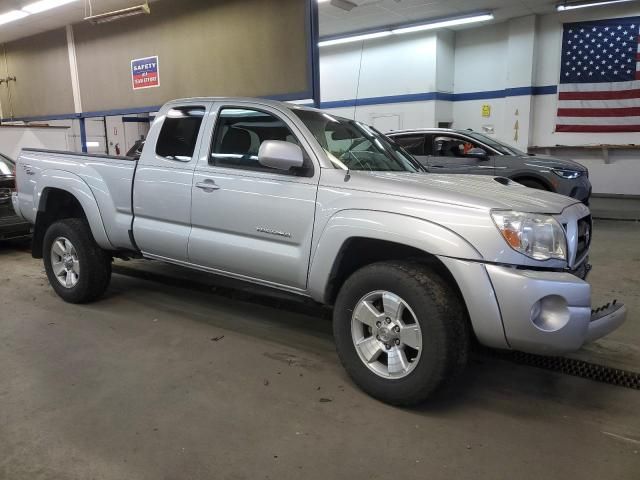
<box><xmin>556</xmin><ymin>16</ymin><xmax>640</xmax><ymax>133</ymax></box>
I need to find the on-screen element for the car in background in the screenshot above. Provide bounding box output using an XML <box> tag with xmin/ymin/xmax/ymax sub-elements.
<box><xmin>0</xmin><ymin>153</ymin><xmax>31</xmax><ymax>241</ymax></box>
<box><xmin>388</xmin><ymin>128</ymin><xmax>591</xmax><ymax>204</ymax></box>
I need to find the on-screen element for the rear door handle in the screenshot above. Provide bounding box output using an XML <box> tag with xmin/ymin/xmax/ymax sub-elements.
<box><xmin>195</xmin><ymin>180</ymin><xmax>220</xmax><ymax>191</ymax></box>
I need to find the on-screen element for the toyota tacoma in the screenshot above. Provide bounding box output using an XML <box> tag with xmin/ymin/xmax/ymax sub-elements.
<box><xmin>12</xmin><ymin>98</ymin><xmax>626</xmax><ymax>405</ymax></box>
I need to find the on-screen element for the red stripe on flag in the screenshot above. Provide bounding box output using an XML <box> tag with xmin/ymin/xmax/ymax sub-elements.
<box><xmin>636</xmin><ymin>52</ymin><xmax>640</xmax><ymax>61</ymax></box>
<box><xmin>559</xmin><ymin>89</ymin><xmax>640</xmax><ymax>100</ymax></box>
<box><xmin>637</xmin><ymin>71</ymin><xmax>640</xmax><ymax>80</ymax></box>
<box><xmin>556</xmin><ymin>124</ymin><xmax>640</xmax><ymax>132</ymax></box>
<box><xmin>557</xmin><ymin>107</ymin><xmax>640</xmax><ymax>117</ymax></box>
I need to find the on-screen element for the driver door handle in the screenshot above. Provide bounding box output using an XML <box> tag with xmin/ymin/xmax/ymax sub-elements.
<box><xmin>195</xmin><ymin>180</ymin><xmax>220</xmax><ymax>192</ymax></box>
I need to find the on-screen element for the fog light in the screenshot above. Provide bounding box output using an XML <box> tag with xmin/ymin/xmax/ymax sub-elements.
<box><xmin>530</xmin><ymin>295</ymin><xmax>570</xmax><ymax>332</ymax></box>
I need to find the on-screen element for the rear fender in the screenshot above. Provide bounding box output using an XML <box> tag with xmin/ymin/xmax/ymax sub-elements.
<box><xmin>35</xmin><ymin>170</ymin><xmax>113</xmax><ymax>250</ymax></box>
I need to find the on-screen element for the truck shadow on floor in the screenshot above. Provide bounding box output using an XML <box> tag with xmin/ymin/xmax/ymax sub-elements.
<box><xmin>0</xmin><ymin>237</ymin><xmax>32</xmax><ymax>254</ymax></box>
<box><xmin>108</xmin><ymin>261</ymin><xmax>635</xmax><ymax>417</ymax></box>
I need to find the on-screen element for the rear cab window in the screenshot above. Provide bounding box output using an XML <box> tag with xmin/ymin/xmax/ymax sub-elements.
<box><xmin>155</xmin><ymin>106</ymin><xmax>206</xmax><ymax>161</ymax></box>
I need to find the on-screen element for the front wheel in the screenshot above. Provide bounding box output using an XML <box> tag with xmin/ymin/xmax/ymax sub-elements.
<box><xmin>333</xmin><ymin>261</ymin><xmax>469</xmax><ymax>406</ymax></box>
<box><xmin>43</xmin><ymin>218</ymin><xmax>112</xmax><ymax>303</ymax></box>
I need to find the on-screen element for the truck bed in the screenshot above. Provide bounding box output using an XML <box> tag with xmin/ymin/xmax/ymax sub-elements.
<box><xmin>15</xmin><ymin>148</ymin><xmax>138</xmax><ymax>251</ymax></box>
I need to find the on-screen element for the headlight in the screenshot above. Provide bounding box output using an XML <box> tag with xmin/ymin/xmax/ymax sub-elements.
<box><xmin>491</xmin><ymin>211</ymin><xmax>567</xmax><ymax>261</ymax></box>
<box><xmin>552</xmin><ymin>168</ymin><xmax>582</xmax><ymax>179</ymax></box>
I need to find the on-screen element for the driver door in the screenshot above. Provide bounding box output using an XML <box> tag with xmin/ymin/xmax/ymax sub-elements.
<box><xmin>188</xmin><ymin>105</ymin><xmax>319</xmax><ymax>290</ymax></box>
<box><xmin>428</xmin><ymin>135</ymin><xmax>494</xmax><ymax>175</ymax></box>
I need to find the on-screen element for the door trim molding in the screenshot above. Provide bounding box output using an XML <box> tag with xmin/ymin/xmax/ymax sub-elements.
<box><xmin>142</xmin><ymin>252</ymin><xmax>310</xmax><ymax>297</ymax></box>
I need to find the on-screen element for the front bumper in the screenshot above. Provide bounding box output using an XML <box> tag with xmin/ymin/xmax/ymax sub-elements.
<box><xmin>556</xmin><ymin>175</ymin><xmax>592</xmax><ymax>204</ymax></box>
<box><xmin>486</xmin><ymin>264</ymin><xmax>626</xmax><ymax>354</ymax></box>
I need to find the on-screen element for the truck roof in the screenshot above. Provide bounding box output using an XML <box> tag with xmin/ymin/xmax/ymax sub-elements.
<box><xmin>386</xmin><ymin>128</ymin><xmax>471</xmax><ymax>136</ymax></box>
<box><xmin>165</xmin><ymin>96</ymin><xmax>322</xmax><ymax>113</ymax></box>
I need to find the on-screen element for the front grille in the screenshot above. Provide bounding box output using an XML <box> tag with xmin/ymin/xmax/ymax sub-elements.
<box><xmin>576</xmin><ymin>215</ymin><xmax>592</xmax><ymax>262</ymax></box>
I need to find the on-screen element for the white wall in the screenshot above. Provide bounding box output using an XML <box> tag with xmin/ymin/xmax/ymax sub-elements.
<box><xmin>321</xmin><ymin>32</ymin><xmax>438</xmax><ymax>102</ymax></box>
<box><xmin>453</xmin><ymin>22</ymin><xmax>508</xmax><ymax>93</ymax></box>
<box><xmin>326</xmin><ymin>101</ymin><xmax>437</xmax><ymax>132</ymax></box>
<box><xmin>320</xmin><ymin>31</ymin><xmax>444</xmax><ymax>130</ymax></box>
<box><xmin>0</xmin><ymin>125</ymin><xmax>69</xmax><ymax>159</ymax></box>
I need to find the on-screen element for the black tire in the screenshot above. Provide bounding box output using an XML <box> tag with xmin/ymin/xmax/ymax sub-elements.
<box><xmin>333</xmin><ymin>261</ymin><xmax>469</xmax><ymax>406</ymax></box>
<box><xmin>43</xmin><ymin>218</ymin><xmax>112</xmax><ymax>303</ymax></box>
<box><xmin>515</xmin><ymin>178</ymin><xmax>549</xmax><ymax>191</ymax></box>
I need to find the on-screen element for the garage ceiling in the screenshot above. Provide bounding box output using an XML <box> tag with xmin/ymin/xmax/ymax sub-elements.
<box><xmin>320</xmin><ymin>0</ymin><xmax>558</xmax><ymax>36</ymax></box>
<box><xmin>0</xmin><ymin>0</ymin><xmax>155</xmax><ymax>43</ymax></box>
<box><xmin>0</xmin><ymin>0</ymin><xmax>565</xmax><ymax>44</ymax></box>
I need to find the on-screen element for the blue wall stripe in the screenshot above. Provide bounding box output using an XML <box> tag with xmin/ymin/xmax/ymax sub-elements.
<box><xmin>4</xmin><ymin>85</ymin><xmax>558</xmax><ymax>122</ymax></box>
<box><xmin>532</xmin><ymin>85</ymin><xmax>558</xmax><ymax>95</ymax></box>
<box><xmin>318</xmin><ymin>85</ymin><xmax>558</xmax><ymax>109</ymax></box>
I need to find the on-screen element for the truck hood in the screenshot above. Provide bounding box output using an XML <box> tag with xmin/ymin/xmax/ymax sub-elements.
<box><xmin>337</xmin><ymin>171</ymin><xmax>580</xmax><ymax>214</ymax></box>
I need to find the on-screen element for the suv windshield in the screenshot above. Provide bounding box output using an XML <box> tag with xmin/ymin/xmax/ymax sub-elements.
<box><xmin>292</xmin><ymin>109</ymin><xmax>423</xmax><ymax>172</ymax></box>
<box><xmin>465</xmin><ymin>131</ymin><xmax>526</xmax><ymax>156</ymax></box>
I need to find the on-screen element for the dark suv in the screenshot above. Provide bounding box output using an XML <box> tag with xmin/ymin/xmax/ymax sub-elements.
<box><xmin>388</xmin><ymin>128</ymin><xmax>591</xmax><ymax>203</ymax></box>
<box><xmin>0</xmin><ymin>153</ymin><xmax>31</xmax><ymax>240</ymax></box>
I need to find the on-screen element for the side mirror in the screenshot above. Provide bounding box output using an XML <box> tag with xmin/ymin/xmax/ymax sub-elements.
<box><xmin>258</xmin><ymin>140</ymin><xmax>304</xmax><ymax>171</ymax></box>
<box><xmin>467</xmin><ymin>148</ymin><xmax>488</xmax><ymax>159</ymax></box>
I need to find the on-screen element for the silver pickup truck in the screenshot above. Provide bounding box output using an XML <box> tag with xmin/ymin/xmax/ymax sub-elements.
<box><xmin>12</xmin><ymin>97</ymin><xmax>626</xmax><ymax>405</ymax></box>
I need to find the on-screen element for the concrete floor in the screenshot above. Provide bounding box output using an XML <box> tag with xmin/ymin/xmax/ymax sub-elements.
<box><xmin>590</xmin><ymin>196</ymin><xmax>640</xmax><ymax>221</ymax></box>
<box><xmin>1</xmin><ymin>220</ymin><xmax>639</xmax><ymax>479</ymax></box>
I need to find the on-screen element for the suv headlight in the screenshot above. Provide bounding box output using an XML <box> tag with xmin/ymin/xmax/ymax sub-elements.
<box><xmin>552</xmin><ymin>168</ymin><xmax>583</xmax><ymax>179</ymax></box>
<box><xmin>491</xmin><ymin>211</ymin><xmax>567</xmax><ymax>261</ymax></box>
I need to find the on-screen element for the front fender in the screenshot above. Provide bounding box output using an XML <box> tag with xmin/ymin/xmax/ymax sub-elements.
<box><xmin>307</xmin><ymin>209</ymin><xmax>482</xmax><ymax>302</ymax></box>
<box><xmin>35</xmin><ymin>170</ymin><xmax>113</xmax><ymax>250</ymax></box>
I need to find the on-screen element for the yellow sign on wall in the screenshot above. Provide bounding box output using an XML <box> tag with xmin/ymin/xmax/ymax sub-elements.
<box><xmin>481</xmin><ymin>104</ymin><xmax>491</xmax><ymax>118</ymax></box>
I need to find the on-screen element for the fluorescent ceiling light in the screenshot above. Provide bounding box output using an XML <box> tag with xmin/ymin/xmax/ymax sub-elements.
<box><xmin>557</xmin><ymin>0</ymin><xmax>634</xmax><ymax>10</ymax></box>
<box><xmin>22</xmin><ymin>0</ymin><xmax>79</xmax><ymax>14</ymax></box>
<box><xmin>0</xmin><ymin>9</ymin><xmax>29</xmax><ymax>26</ymax></box>
<box><xmin>392</xmin><ymin>13</ymin><xmax>494</xmax><ymax>34</ymax></box>
<box><xmin>318</xmin><ymin>31</ymin><xmax>392</xmax><ymax>47</ymax></box>
<box><xmin>318</xmin><ymin>12</ymin><xmax>493</xmax><ymax>47</ymax></box>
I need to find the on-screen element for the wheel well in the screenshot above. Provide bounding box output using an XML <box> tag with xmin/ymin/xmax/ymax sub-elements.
<box><xmin>511</xmin><ymin>175</ymin><xmax>552</xmax><ymax>191</ymax></box>
<box><xmin>324</xmin><ymin>237</ymin><xmax>462</xmax><ymax>307</ymax></box>
<box><xmin>32</xmin><ymin>188</ymin><xmax>86</xmax><ymax>258</ymax></box>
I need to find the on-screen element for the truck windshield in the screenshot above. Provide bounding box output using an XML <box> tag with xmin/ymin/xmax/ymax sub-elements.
<box><xmin>292</xmin><ymin>109</ymin><xmax>423</xmax><ymax>172</ymax></box>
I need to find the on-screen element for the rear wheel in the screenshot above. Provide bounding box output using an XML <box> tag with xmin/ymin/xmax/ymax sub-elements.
<box><xmin>43</xmin><ymin>218</ymin><xmax>111</xmax><ymax>303</ymax></box>
<box><xmin>333</xmin><ymin>261</ymin><xmax>469</xmax><ymax>406</ymax></box>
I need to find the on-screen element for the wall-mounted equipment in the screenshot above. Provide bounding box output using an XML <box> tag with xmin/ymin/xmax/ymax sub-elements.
<box><xmin>0</xmin><ymin>76</ymin><xmax>17</xmax><ymax>86</ymax></box>
<box><xmin>84</xmin><ymin>1</ymin><xmax>150</xmax><ymax>24</ymax></box>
